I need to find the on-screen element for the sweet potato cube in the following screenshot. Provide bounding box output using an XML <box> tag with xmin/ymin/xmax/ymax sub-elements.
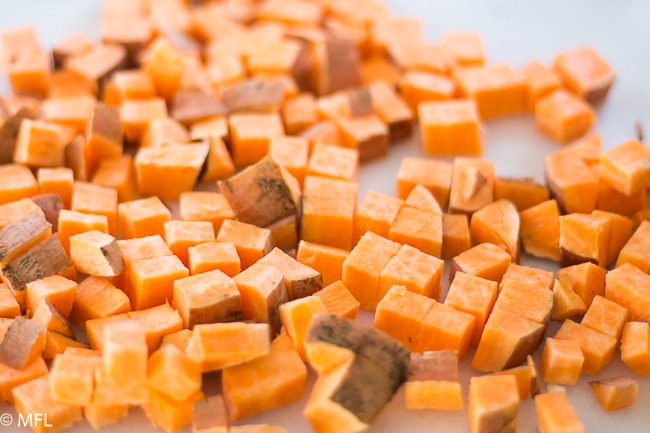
<box><xmin>405</xmin><ymin>184</ymin><xmax>443</xmax><ymax>214</ymax></box>
<box><xmin>396</xmin><ymin>157</ymin><xmax>452</xmax><ymax>208</ymax></box>
<box><xmin>142</xmin><ymin>387</ymin><xmax>203</xmax><ymax>433</ymax></box>
<box><xmin>468</xmin><ymin>375</ymin><xmax>519</xmax><ymax>433</ymax></box>
<box><xmin>539</xmin><ymin>337</ymin><xmax>584</xmax><ymax>385</ymax></box>
<box><xmin>234</xmin><ymin>263</ymin><xmax>289</xmax><ymax>335</ymax></box>
<box><xmin>65</xmin><ymin>42</ymin><xmax>126</xmax><ymax>92</ymax></box>
<box><xmin>279</xmin><ymin>296</ymin><xmax>327</xmax><ymax>359</ymax></box>
<box><xmin>379</xmin><ymin>244</ymin><xmax>444</xmax><ymax>301</ymax></box>
<box><xmin>105</xmin><ymin>69</ymin><xmax>156</xmax><ymax>103</ymax></box>
<box><xmin>495</xmin><ymin>279</ymin><xmax>553</xmax><ymax>326</ymax></box>
<box><xmin>57</xmin><ymin>209</ymin><xmax>109</xmax><ymax>255</ymax></box>
<box><xmin>281</xmin><ymin>93</ymin><xmax>318</xmax><ymax>136</ymax></box>
<box><xmin>69</xmin><ymin>276</ymin><xmax>130</xmax><ymax>331</ymax></box>
<box><xmin>521</xmin><ymin>61</ymin><xmax>562</xmax><ymax>112</ymax></box>
<box><xmin>470</xmin><ymin>199</ymin><xmax>520</xmax><ymax>261</ymax></box>
<box><xmin>0</xmin><ymin>284</ymin><xmax>20</xmax><ymax>319</ymax></box>
<box><xmin>621</xmin><ymin>322</ymin><xmax>650</xmax><ymax>376</ymax></box>
<box><xmin>309</xmin><ymin>36</ymin><xmax>362</xmax><ymax>97</ymax></box>
<box><xmin>599</xmin><ymin>138</ymin><xmax>650</xmax><ymax>196</ymax></box>
<box><xmin>71</xmin><ymin>181</ymin><xmax>118</xmax><ymax>236</ymax></box>
<box><xmin>597</xmin><ymin>181</ymin><xmax>646</xmax><ymax>219</ymax></box>
<box><xmin>0</xmin><ymin>355</ymin><xmax>48</xmax><ymax>404</ymax></box>
<box><xmin>188</xmin><ymin>241</ymin><xmax>240</xmax><ymax>277</ymax></box>
<box><xmin>334</xmin><ymin>112</ymin><xmax>388</xmax><ymax>163</ymax></box>
<box><xmin>0</xmin><ymin>212</ymin><xmax>52</xmax><ymax>268</ymax></box>
<box><xmin>489</xmin><ymin>360</ymin><xmax>538</xmax><ymax>400</ymax></box>
<box><xmin>187</xmin><ymin>322</ymin><xmax>270</xmax><ymax>372</ymax></box>
<box><xmin>441</xmin><ymin>213</ymin><xmax>471</xmax><ymax>259</ymax></box>
<box><xmin>388</xmin><ymin>205</ymin><xmax>443</xmax><ymax>258</ymax></box>
<box><xmin>444</xmin><ymin>272</ymin><xmax>498</xmax><ymax>347</ymax></box>
<box><xmin>25</xmin><ymin>275</ymin><xmax>76</xmax><ymax>319</ymax></box>
<box><xmin>91</xmin><ymin>155</ymin><xmax>137</xmax><ymax>203</ymax></box>
<box><xmin>604</xmin><ymin>263</ymin><xmax>650</xmax><ymax>323</ymax></box>
<box><xmin>556</xmin><ymin>262</ymin><xmax>606</xmax><ymax>308</ymax></box>
<box><xmin>455</xmin><ymin>64</ymin><xmax>525</xmax><ymax>119</ymax></box>
<box><xmin>399</xmin><ymin>71</ymin><xmax>456</xmax><ymax>111</ymax></box>
<box><xmin>145</xmin><ymin>38</ymin><xmax>185</xmax><ymax>102</ymax></box>
<box><xmin>37</xmin><ymin>168</ymin><xmax>73</xmax><ymax>210</ymax></box>
<box><xmin>7</xmin><ymin>51</ymin><xmax>52</xmax><ymax>99</ymax></box>
<box><xmin>418</xmin><ymin>99</ymin><xmax>482</xmax><ymax>157</ymax></box>
<box><xmin>0</xmin><ymin>316</ymin><xmax>45</xmax><ymax>370</ymax></box>
<box><xmin>83</xmin><ymin>403</ymin><xmax>129</xmax><ymax>430</ymax></box>
<box><xmin>269</xmin><ymin>136</ymin><xmax>309</xmax><ymax>187</ymax></box>
<box><xmin>553</xmin><ymin>46</ymin><xmax>615</xmax><ymax>103</ymax></box>
<box><xmin>441</xmin><ymin>31</ymin><xmax>484</xmax><ymax>67</ymax></box>
<box><xmin>500</xmin><ymin>262</ymin><xmax>554</xmax><ymax>292</ymax></box>
<box><xmin>50</xmin><ymin>351</ymin><xmax>102</xmax><ymax>405</ymax></box>
<box><xmin>581</xmin><ymin>295</ymin><xmax>628</xmax><ymax>340</ymax></box>
<box><xmin>118</xmin><ymin>196</ymin><xmax>171</xmax><ymax>239</ymax></box>
<box><xmin>173</xmin><ymin>269</ymin><xmax>243</xmax><ymax>329</ymax></box>
<box><xmin>472</xmin><ymin>309</ymin><xmax>545</xmax><ymax>372</ymax></box>
<box><xmin>0</xmin><ymin>198</ymin><xmax>44</xmax><ymax>230</ymax></box>
<box><xmin>216</xmin><ymin>219</ymin><xmax>274</xmax><ymax>270</ymax></box>
<box><xmin>141</xmin><ymin>117</ymin><xmax>190</xmax><ymax>149</ymax></box>
<box><xmin>300</xmin><ymin>176</ymin><xmax>357</xmax><ymax>251</ymax></box>
<box><xmin>127</xmin><ymin>303</ymin><xmax>183</xmax><ymax>353</ymax></box>
<box><xmin>307</xmin><ymin>143</ymin><xmax>359</xmax><ymax>182</ymax></box>
<box><xmin>545</xmin><ymin>150</ymin><xmax>598</xmax><ymax>214</ymax></box>
<box><xmin>519</xmin><ymin>199</ymin><xmax>561</xmax><ymax>262</ymax></box>
<box><xmin>374</xmin><ymin>285</ymin><xmax>435</xmax><ymax>352</ymax></box>
<box><xmin>535</xmin><ymin>89</ymin><xmax>595</xmax><ymax>144</ymax></box>
<box><xmin>135</xmin><ymin>142</ymin><xmax>209</xmax><ymax>200</ymax></box>
<box><xmin>551</xmin><ymin>275</ymin><xmax>587</xmax><ymax>321</ymax></box>
<box><xmin>192</xmin><ymin>394</ymin><xmax>229</xmax><ymax>433</ymax></box>
<box><xmin>0</xmin><ymin>164</ymin><xmax>39</xmax><ymax>206</ymax></box>
<box><xmin>164</xmin><ymin>220</ymin><xmax>215</xmax><ymax>267</ymax></box>
<box><xmin>414</xmin><ymin>302</ymin><xmax>475</xmax><ymax>358</ymax></box>
<box><xmin>367</xmin><ymin>79</ymin><xmax>413</xmax><ymax>141</ymax></box>
<box><xmin>448</xmin><ymin>157</ymin><xmax>495</xmax><ymax>214</ymax></box>
<box><xmin>405</xmin><ymin>350</ymin><xmax>462</xmax><ymax>411</ymax></box>
<box><xmin>148</xmin><ymin>344</ymin><xmax>202</xmax><ymax>401</ymax></box>
<box><xmin>179</xmin><ymin>191</ymin><xmax>235</xmax><ymax>236</ymax></box>
<box><xmin>170</xmin><ymin>88</ymin><xmax>225</xmax><ymax>127</ymax></box>
<box><xmin>12</xmin><ymin>375</ymin><xmax>83</xmax><ymax>433</ymax></box>
<box><xmin>559</xmin><ymin>212</ymin><xmax>611</xmax><ymax>267</ymax></box>
<box><xmin>494</xmin><ymin>177</ymin><xmax>550</xmax><ymax>211</ymax></box>
<box><xmin>535</xmin><ymin>391</ymin><xmax>585</xmax><ymax>433</ymax></box>
<box><xmin>69</xmin><ymin>230</ymin><xmax>124</xmax><ymax>277</ymax></box>
<box><xmin>218</xmin><ymin>155</ymin><xmax>300</xmax><ymax>228</ymax></box>
<box><xmin>228</xmin><ymin>113</ymin><xmax>285</xmax><ymax>167</ymax></box>
<box><xmin>589</xmin><ymin>376</ymin><xmax>638</xmax><ymax>411</ymax></box>
<box><xmin>354</xmin><ymin>190</ymin><xmax>404</xmax><ymax>242</ymax></box>
<box><xmin>126</xmin><ymin>254</ymin><xmax>188</xmax><ymax>311</ymax></box>
<box><xmin>296</xmin><ymin>240</ymin><xmax>348</xmax><ymax>287</ymax></box>
<box><xmin>258</xmin><ymin>247</ymin><xmax>323</xmax><ymax>300</ymax></box>
<box><xmin>313</xmin><ymin>281</ymin><xmax>360</xmax><ymax>319</ymax></box>
<box><xmin>84</xmin><ymin>102</ymin><xmax>123</xmax><ymax>177</ymax></box>
<box><xmin>103</xmin><ymin>320</ymin><xmax>149</xmax><ymax>404</ymax></box>
<box><xmin>554</xmin><ymin>319</ymin><xmax>617</xmax><ymax>375</ymax></box>
<box><xmin>450</xmin><ymin>242</ymin><xmax>511</xmax><ymax>283</ymax></box>
<box><xmin>342</xmin><ymin>231</ymin><xmax>401</xmax><ymax>311</ymax></box>
<box><xmin>114</xmin><ymin>234</ymin><xmax>173</xmax><ymax>292</ymax></box>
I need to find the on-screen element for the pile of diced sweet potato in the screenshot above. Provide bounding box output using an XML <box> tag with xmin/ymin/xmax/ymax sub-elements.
<box><xmin>0</xmin><ymin>0</ymin><xmax>645</xmax><ymax>432</ymax></box>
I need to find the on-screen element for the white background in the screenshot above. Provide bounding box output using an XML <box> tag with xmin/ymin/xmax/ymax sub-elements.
<box><xmin>1</xmin><ymin>0</ymin><xmax>650</xmax><ymax>432</ymax></box>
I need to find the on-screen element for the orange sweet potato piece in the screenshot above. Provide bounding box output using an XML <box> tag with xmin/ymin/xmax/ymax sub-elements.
<box><xmin>57</xmin><ymin>209</ymin><xmax>109</xmax><ymax>255</ymax></box>
<box><xmin>520</xmin><ymin>60</ymin><xmax>562</xmax><ymax>112</ymax></box>
<box><xmin>535</xmin><ymin>89</ymin><xmax>595</xmax><ymax>144</ymax></box>
<box><xmin>396</xmin><ymin>157</ymin><xmax>452</xmax><ymax>208</ymax></box>
<box><xmin>448</xmin><ymin>157</ymin><xmax>495</xmax><ymax>214</ymax></box>
<box><xmin>91</xmin><ymin>154</ymin><xmax>138</xmax><ymax>203</ymax></box>
<box><xmin>598</xmin><ymin>138</ymin><xmax>650</xmax><ymax>196</ymax></box>
<box><xmin>554</xmin><ymin>319</ymin><xmax>617</xmax><ymax>375</ymax></box>
<box><xmin>405</xmin><ymin>350</ymin><xmax>462</xmax><ymax>411</ymax></box>
<box><xmin>450</xmin><ymin>242</ymin><xmax>512</xmax><ymax>283</ymax></box>
<box><xmin>216</xmin><ymin>219</ymin><xmax>274</xmax><ymax>270</ymax></box>
<box><xmin>442</xmin><ymin>213</ymin><xmax>471</xmax><ymax>259</ymax></box>
<box><xmin>69</xmin><ymin>230</ymin><xmax>125</xmax><ymax>277</ymax></box>
<box><xmin>313</xmin><ymin>280</ymin><xmax>360</xmax><ymax>320</ymax></box>
<box><xmin>413</xmin><ymin>302</ymin><xmax>475</xmax><ymax>359</ymax></box>
<box><xmin>493</xmin><ymin>177</ymin><xmax>550</xmax><ymax>211</ymax></box>
<box><xmin>441</xmin><ymin>31</ymin><xmax>485</xmax><ymax>67</ymax></box>
<box><xmin>556</xmin><ymin>262</ymin><xmax>606</xmax><ymax>308</ymax></box>
<box><xmin>388</xmin><ymin>205</ymin><xmax>443</xmax><ymax>258</ymax></box>
<box><xmin>296</xmin><ymin>240</ymin><xmax>349</xmax><ymax>287</ymax></box>
<box><xmin>50</xmin><ymin>350</ymin><xmax>102</xmax><ymax>405</ymax></box>
<box><xmin>539</xmin><ymin>337</ymin><xmax>584</xmax><ymax>385</ymax></box>
<box><xmin>126</xmin><ymin>254</ymin><xmax>189</xmax><ymax>312</ymax></box>
<box><xmin>551</xmin><ymin>275</ymin><xmax>587</xmax><ymax>321</ymax></box>
<box><xmin>468</xmin><ymin>375</ymin><xmax>519</xmax><ymax>433</ymax></box>
<box><xmin>148</xmin><ymin>344</ymin><xmax>202</xmax><ymax>402</ymax></box>
<box><xmin>621</xmin><ymin>321</ymin><xmax>650</xmax><ymax>376</ymax></box>
<box><xmin>553</xmin><ymin>46</ymin><xmax>615</xmax><ymax>103</ymax></box>
<box><xmin>518</xmin><ymin>199</ymin><xmax>561</xmax><ymax>262</ymax></box>
<box><xmin>379</xmin><ymin>244</ymin><xmax>444</xmax><ymax>301</ymax></box>
<box><xmin>405</xmin><ymin>184</ymin><xmax>443</xmax><ymax>215</ymax></box>
<box><xmin>470</xmin><ymin>199</ymin><xmax>520</xmax><ymax>261</ymax></box>
<box><xmin>0</xmin><ymin>316</ymin><xmax>45</xmax><ymax>370</ymax></box>
<box><xmin>559</xmin><ymin>212</ymin><xmax>611</xmax><ymax>267</ymax></box>
<box><xmin>545</xmin><ymin>149</ymin><xmax>598</xmax><ymax>214</ymax></box>
<box><xmin>0</xmin><ymin>164</ymin><xmax>39</xmax><ymax>206</ymax></box>
<box><xmin>616</xmin><ymin>220</ymin><xmax>650</xmax><ymax>272</ymax></box>
<box><xmin>0</xmin><ymin>211</ymin><xmax>52</xmax><ymax>268</ymax></box>
<box><xmin>353</xmin><ymin>190</ymin><xmax>403</xmax><ymax>242</ymax></box>
<box><xmin>581</xmin><ymin>295</ymin><xmax>628</xmax><ymax>340</ymax></box>
<box><xmin>118</xmin><ymin>196</ymin><xmax>172</xmax><ymax>240</ymax></box>
<box><xmin>589</xmin><ymin>376</ymin><xmax>638</xmax><ymax>411</ymax></box>
<box><xmin>535</xmin><ymin>391</ymin><xmax>585</xmax><ymax>433</ymax></box>
<box><xmin>0</xmin><ymin>355</ymin><xmax>48</xmax><ymax>404</ymax></box>
<box><xmin>71</xmin><ymin>181</ymin><xmax>118</xmax><ymax>237</ymax></box>
<box><xmin>418</xmin><ymin>98</ymin><xmax>482</xmax><ymax>157</ymax></box>
<box><xmin>604</xmin><ymin>263</ymin><xmax>650</xmax><ymax>322</ymax></box>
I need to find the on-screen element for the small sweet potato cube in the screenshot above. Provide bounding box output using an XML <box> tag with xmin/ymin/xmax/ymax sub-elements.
<box><xmin>0</xmin><ymin>199</ymin><xmax>43</xmax><ymax>232</ymax></box>
<box><xmin>57</xmin><ymin>209</ymin><xmax>108</xmax><ymax>255</ymax></box>
<box><xmin>539</xmin><ymin>337</ymin><xmax>584</xmax><ymax>385</ymax></box>
<box><xmin>135</xmin><ymin>142</ymin><xmax>209</xmax><ymax>200</ymax></box>
<box><xmin>188</xmin><ymin>241</ymin><xmax>240</xmax><ymax>277</ymax></box>
<box><xmin>113</xmin><ymin>234</ymin><xmax>173</xmax><ymax>291</ymax></box>
<box><xmin>228</xmin><ymin>113</ymin><xmax>285</xmax><ymax>167</ymax></box>
<box><xmin>448</xmin><ymin>157</ymin><xmax>495</xmax><ymax>214</ymax></box>
<box><xmin>41</xmin><ymin>95</ymin><xmax>94</xmax><ymax>138</ymax></box>
<box><xmin>367</xmin><ymin>79</ymin><xmax>413</xmax><ymax>141</ymax></box>
<box><xmin>581</xmin><ymin>295</ymin><xmax>628</xmax><ymax>340</ymax></box>
<box><xmin>444</xmin><ymin>272</ymin><xmax>498</xmax><ymax>347</ymax></box>
<box><xmin>535</xmin><ymin>392</ymin><xmax>585</xmax><ymax>433</ymax></box>
<box><xmin>148</xmin><ymin>344</ymin><xmax>202</xmax><ymax>402</ymax></box>
<box><xmin>13</xmin><ymin>375</ymin><xmax>83</xmax><ymax>433</ymax></box>
<box><xmin>105</xmin><ymin>69</ymin><xmax>156</xmax><ymax>104</ymax></box>
<box><xmin>342</xmin><ymin>231</ymin><xmax>401</xmax><ymax>311</ymax></box>
<box><xmin>454</xmin><ymin>64</ymin><xmax>526</xmax><ymax>118</ymax></box>
<box><xmin>520</xmin><ymin>61</ymin><xmax>562</xmax><ymax>112</ymax></box>
<box><xmin>596</xmin><ymin>181</ymin><xmax>646</xmax><ymax>218</ymax></box>
<box><xmin>30</xmin><ymin>193</ymin><xmax>63</xmax><ymax>234</ymax></box>
<box><xmin>556</xmin><ymin>262</ymin><xmax>606</xmax><ymax>308</ymax></box>
<box><xmin>173</xmin><ymin>269</ymin><xmax>243</xmax><ymax>329</ymax></box>
<box><xmin>279</xmin><ymin>296</ymin><xmax>327</xmax><ymax>359</ymax></box>
<box><xmin>170</xmin><ymin>88</ymin><xmax>225</xmax><ymax>127</ymax></box>
<box><xmin>0</xmin><ymin>284</ymin><xmax>20</xmax><ymax>319</ymax></box>
<box><xmin>0</xmin><ymin>164</ymin><xmax>39</xmax><ymax>206</ymax></box>
<box><xmin>559</xmin><ymin>212</ymin><xmax>611</xmax><ymax>267</ymax></box>
<box><xmin>65</xmin><ymin>43</ymin><xmax>127</xmax><ymax>92</ymax></box>
<box><xmin>553</xmin><ymin>46</ymin><xmax>615</xmax><ymax>103</ymax></box>
<box><xmin>495</xmin><ymin>279</ymin><xmax>553</xmax><ymax>325</ymax></box>
<box><xmin>233</xmin><ymin>263</ymin><xmax>289</xmax><ymax>335</ymax></box>
<box><xmin>489</xmin><ymin>360</ymin><xmax>538</xmax><ymax>400</ymax></box>
<box><xmin>0</xmin><ymin>354</ymin><xmax>48</xmax><ymax>404</ymax></box>
<box><xmin>180</xmin><ymin>192</ymin><xmax>234</xmax><ymax>235</ymax></box>
<box><xmin>0</xmin><ymin>317</ymin><xmax>45</xmax><ymax>370</ymax></box>
<box><xmin>85</xmin><ymin>314</ymin><xmax>130</xmax><ymax>352</ymax></box>
<box><xmin>164</xmin><ymin>221</ymin><xmax>215</xmax><ymax>267</ymax></box>
<box><xmin>118</xmin><ymin>96</ymin><xmax>167</xmax><ymax>142</ymax></box>
<box><xmin>25</xmin><ymin>275</ymin><xmax>76</xmax><ymax>319</ymax></box>
<box><xmin>296</xmin><ymin>240</ymin><xmax>348</xmax><ymax>287</ymax></box>
<box><xmin>281</xmin><ymin>93</ymin><xmax>318</xmax><ymax>136</ymax></box>
<box><xmin>50</xmin><ymin>351</ymin><xmax>102</xmax><ymax>405</ymax></box>
<box><xmin>554</xmin><ymin>319</ymin><xmax>617</xmax><ymax>375</ymax></box>
<box><xmin>535</xmin><ymin>89</ymin><xmax>595</xmax><ymax>144</ymax></box>
<box><xmin>472</xmin><ymin>309</ymin><xmax>545</xmax><ymax>372</ymax></box>
<box><xmin>70</xmin><ymin>230</ymin><xmax>124</xmax><ymax>277</ymax></box>
<box><xmin>7</xmin><ymin>51</ymin><xmax>52</xmax><ymax>99</ymax></box>
<box><xmin>71</xmin><ymin>181</ymin><xmax>118</xmax><ymax>236</ymax></box>
<box><xmin>545</xmin><ymin>149</ymin><xmax>598</xmax><ymax>214</ymax></box>
<box><xmin>494</xmin><ymin>177</ymin><xmax>550</xmax><ymax>211</ymax></box>
<box><xmin>405</xmin><ymin>184</ymin><xmax>443</xmax><ymax>214</ymax></box>
<box><xmin>307</xmin><ymin>143</ymin><xmax>359</xmax><ymax>182</ymax></box>
<box><xmin>470</xmin><ymin>199</ymin><xmax>520</xmax><ymax>261</ymax></box>
<box><xmin>604</xmin><ymin>263</ymin><xmax>650</xmax><ymax>323</ymax></box>
<box><xmin>218</xmin><ymin>155</ymin><xmax>300</xmax><ymax>228</ymax></box>
<box><xmin>414</xmin><ymin>302</ymin><xmax>475</xmax><ymax>358</ymax></box>
<box><xmin>418</xmin><ymin>99</ymin><xmax>482</xmax><ymax>157</ymax></box>
<box><xmin>83</xmin><ymin>402</ymin><xmax>129</xmax><ymax>430</ymax></box>
<box><xmin>334</xmin><ymin>112</ymin><xmax>388</xmax><ymax>163</ymax></box>
<box><xmin>299</xmin><ymin>120</ymin><xmax>341</xmax><ymax>149</ymax></box>
<box><xmin>396</xmin><ymin>157</ymin><xmax>452</xmax><ymax>208</ymax></box>
<box><xmin>258</xmin><ymin>248</ymin><xmax>323</xmax><ymax>300</ymax></box>
<box><xmin>360</xmin><ymin>55</ymin><xmax>400</xmax><ymax>87</ymax></box>
<box><xmin>309</xmin><ymin>36</ymin><xmax>361</xmax><ymax>97</ymax></box>
<box><xmin>589</xmin><ymin>376</ymin><xmax>638</xmax><ymax>411</ymax></box>
<box><xmin>405</xmin><ymin>350</ymin><xmax>462</xmax><ymax>411</ymax></box>
<box><xmin>500</xmin><ymin>262</ymin><xmax>554</xmax><ymax>292</ymax></box>
<box><xmin>141</xmin><ymin>117</ymin><xmax>190</xmax><ymax>148</ymax></box>
<box><xmin>83</xmin><ymin>102</ymin><xmax>123</xmax><ymax>178</ymax></box>
<box><xmin>551</xmin><ymin>275</ymin><xmax>587</xmax><ymax>321</ymax></box>
<box><xmin>69</xmin><ymin>276</ymin><xmax>130</xmax><ymax>331</ymax></box>
<box><xmin>0</xmin><ymin>212</ymin><xmax>52</xmax><ymax>268</ymax></box>
<box><xmin>145</xmin><ymin>38</ymin><xmax>185</xmax><ymax>102</ymax></box>
<box><xmin>313</xmin><ymin>281</ymin><xmax>360</xmax><ymax>319</ymax></box>
<box><xmin>354</xmin><ymin>190</ymin><xmax>404</xmax><ymax>242</ymax></box>
<box><xmin>269</xmin><ymin>136</ymin><xmax>309</xmax><ymax>187</ymax></box>
<box><xmin>92</xmin><ymin>155</ymin><xmax>137</xmax><ymax>203</ymax></box>
<box><xmin>399</xmin><ymin>71</ymin><xmax>456</xmax><ymax>111</ymax></box>
<box><xmin>160</xmin><ymin>328</ymin><xmax>193</xmax><ymax>353</ymax></box>
<box><xmin>374</xmin><ymin>285</ymin><xmax>435</xmax><ymax>352</ymax></box>
<box><xmin>450</xmin><ymin>242</ymin><xmax>512</xmax><ymax>283</ymax></box>
<box><xmin>598</xmin><ymin>138</ymin><xmax>650</xmax><ymax>196</ymax></box>
<box><xmin>142</xmin><ymin>388</ymin><xmax>204</xmax><ymax>433</ymax></box>
<box><xmin>441</xmin><ymin>31</ymin><xmax>485</xmax><ymax>67</ymax></box>
<box><xmin>300</xmin><ymin>176</ymin><xmax>357</xmax><ymax>251</ymax></box>
<box><xmin>379</xmin><ymin>244</ymin><xmax>444</xmax><ymax>301</ymax></box>
<box><xmin>621</xmin><ymin>321</ymin><xmax>650</xmax><ymax>376</ymax></box>
<box><xmin>126</xmin><ymin>254</ymin><xmax>189</xmax><ymax>311</ymax></box>
<box><xmin>42</xmin><ymin>331</ymin><xmax>88</xmax><ymax>360</ymax></box>
<box><xmin>442</xmin><ymin>213</ymin><xmax>471</xmax><ymax>259</ymax></box>
<box><xmin>468</xmin><ymin>375</ymin><xmax>519</xmax><ymax>433</ymax></box>
<box><xmin>37</xmin><ymin>167</ymin><xmax>74</xmax><ymax>209</ymax></box>
<box><xmin>519</xmin><ymin>199</ymin><xmax>561</xmax><ymax>262</ymax></box>
<box><xmin>216</xmin><ymin>219</ymin><xmax>274</xmax><ymax>270</ymax></box>
<box><xmin>118</xmin><ymin>196</ymin><xmax>171</xmax><ymax>239</ymax></box>
<box><xmin>187</xmin><ymin>322</ymin><xmax>270</xmax><ymax>372</ymax></box>
<box><xmin>127</xmin><ymin>303</ymin><xmax>183</xmax><ymax>353</ymax></box>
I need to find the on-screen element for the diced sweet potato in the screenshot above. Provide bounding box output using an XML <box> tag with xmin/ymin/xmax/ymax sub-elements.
<box><xmin>0</xmin><ymin>355</ymin><xmax>48</xmax><ymax>404</ymax></box>
<box><xmin>296</xmin><ymin>240</ymin><xmax>348</xmax><ymax>287</ymax></box>
<box><xmin>125</xmin><ymin>254</ymin><xmax>189</xmax><ymax>311</ymax></box>
<box><xmin>598</xmin><ymin>138</ymin><xmax>650</xmax><ymax>196</ymax></box>
<box><xmin>559</xmin><ymin>212</ymin><xmax>611</xmax><ymax>267</ymax></box>
<box><xmin>70</xmin><ymin>230</ymin><xmax>124</xmax><ymax>277</ymax></box>
<box><xmin>581</xmin><ymin>295</ymin><xmax>628</xmax><ymax>340</ymax></box>
<box><xmin>621</xmin><ymin>321</ymin><xmax>650</xmax><ymax>376</ymax></box>
<box><xmin>379</xmin><ymin>244</ymin><xmax>444</xmax><ymax>301</ymax></box>
<box><xmin>554</xmin><ymin>319</ymin><xmax>617</xmax><ymax>375</ymax></box>
<box><xmin>520</xmin><ymin>60</ymin><xmax>562</xmax><ymax>112</ymax></box>
<box><xmin>450</xmin><ymin>242</ymin><xmax>512</xmax><ymax>283</ymax></box>
<box><xmin>454</xmin><ymin>64</ymin><xmax>526</xmax><ymax>118</ymax></box>
<box><xmin>589</xmin><ymin>376</ymin><xmax>638</xmax><ymax>411</ymax></box>
<box><xmin>71</xmin><ymin>181</ymin><xmax>118</xmax><ymax>237</ymax></box>
<box><xmin>553</xmin><ymin>46</ymin><xmax>615</xmax><ymax>103</ymax></box>
<box><xmin>468</xmin><ymin>374</ymin><xmax>519</xmax><ymax>433</ymax></box>
<box><xmin>313</xmin><ymin>281</ymin><xmax>360</xmax><ymax>319</ymax></box>
<box><xmin>0</xmin><ymin>316</ymin><xmax>45</xmax><ymax>370</ymax></box>
<box><xmin>148</xmin><ymin>344</ymin><xmax>202</xmax><ymax>402</ymax></box>
<box><xmin>551</xmin><ymin>275</ymin><xmax>587</xmax><ymax>321</ymax></box>
<box><xmin>127</xmin><ymin>303</ymin><xmax>183</xmax><ymax>353</ymax></box>
<box><xmin>188</xmin><ymin>241</ymin><xmax>240</xmax><ymax>277</ymax></box>
<box><xmin>405</xmin><ymin>350</ymin><xmax>462</xmax><ymax>410</ymax></box>
<box><xmin>604</xmin><ymin>263</ymin><xmax>650</xmax><ymax>323</ymax></box>
<box><xmin>258</xmin><ymin>247</ymin><xmax>323</xmax><ymax>300</ymax></box>
<box><xmin>470</xmin><ymin>199</ymin><xmax>520</xmax><ymax>261</ymax></box>
<box><xmin>535</xmin><ymin>391</ymin><xmax>585</xmax><ymax>433</ymax></box>
<box><xmin>448</xmin><ymin>157</ymin><xmax>495</xmax><ymax>214</ymax></box>
<box><xmin>493</xmin><ymin>177</ymin><xmax>550</xmax><ymax>211</ymax></box>
<box><xmin>396</xmin><ymin>157</ymin><xmax>452</xmax><ymax>208</ymax></box>
<box><xmin>539</xmin><ymin>337</ymin><xmax>584</xmax><ymax>385</ymax></box>
<box><xmin>442</xmin><ymin>213</ymin><xmax>471</xmax><ymax>259</ymax></box>
<box><xmin>535</xmin><ymin>89</ymin><xmax>595</xmax><ymax>144</ymax></box>
<box><xmin>388</xmin><ymin>205</ymin><xmax>443</xmax><ymax>258</ymax></box>
<box><xmin>217</xmin><ymin>219</ymin><xmax>274</xmax><ymax>270</ymax></box>
<box><xmin>0</xmin><ymin>164</ymin><xmax>39</xmax><ymax>206</ymax></box>
<box><xmin>118</xmin><ymin>196</ymin><xmax>171</xmax><ymax>240</ymax></box>
<box><xmin>0</xmin><ymin>211</ymin><xmax>52</xmax><ymax>268</ymax></box>
<box><xmin>545</xmin><ymin>149</ymin><xmax>598</xmax><ymax>214</ymax></box>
